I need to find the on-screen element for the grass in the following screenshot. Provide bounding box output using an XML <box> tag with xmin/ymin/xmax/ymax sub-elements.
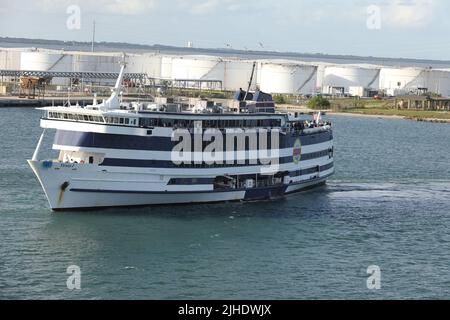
<box><xmin>330</xmin><ymin>98</ymin><xmax>394</xmax><ymax>110</ymax></box>
<box><xmin>339</xmin><ymin>107</ymin><xmax>450</xmax><ymax>120</ymax></box>
<box><xmin>326</xmin><ymin>98</ymin><xmax>450</xmax><ymax>121</ymax></box>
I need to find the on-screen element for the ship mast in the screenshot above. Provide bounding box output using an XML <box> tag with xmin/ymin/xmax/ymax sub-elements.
<box><xmin>243</xmin><ymin>61</ymin><xmax>256</xmax><ymax>101</ymax></box>
<box><xmin>102</xmin><ymin>53</ymin><xmax>126</xmax><ymax>110</ymax></box>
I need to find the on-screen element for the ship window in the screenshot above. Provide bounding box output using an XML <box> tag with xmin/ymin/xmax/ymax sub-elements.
<box><xmin>113</xmin><ymin>118</ymin><xmax>119</xmax><ymax>124</ymax></box>
<box><xmin>161</xmin><ymin>119</ymin><xmax>174</xmax><ymax>127</ymax></box>
<box><xmin>119</xmin><ymin>118</ymin><xmax>124</xmax><ymax>124</ymax></box>
<box><xmin>125</xmin><ymin>118</ymin><xmax>129</xmax><ymax>125</ymax></box>
<box><xmin>147</xmin><ymin>130</ymin><xmax>152</xmax><ymax>135</ymax></box>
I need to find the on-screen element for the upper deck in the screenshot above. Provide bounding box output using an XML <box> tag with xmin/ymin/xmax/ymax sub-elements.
<box><xmin>37</xmin><ymin>65</ymin><xmax>331</xmax><ymax>134</ymax></box>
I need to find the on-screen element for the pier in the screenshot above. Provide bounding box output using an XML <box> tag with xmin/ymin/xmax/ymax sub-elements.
<box><xmin>395</xmin><ymin>95</ymin><xmax>450</xmax><ymax>111</ymax></box>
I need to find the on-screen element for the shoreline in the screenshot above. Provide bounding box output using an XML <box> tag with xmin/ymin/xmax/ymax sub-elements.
<box><xmin>327</xmin><ymin>111</ymin><xmax>450</xmax><ymax>123</ymax></box>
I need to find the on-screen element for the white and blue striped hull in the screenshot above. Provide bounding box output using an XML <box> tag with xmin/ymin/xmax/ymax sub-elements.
<box><xmin>28</xmin><ymin>160</ymin><xmax>334</xmax><ymax>210</ymax></box>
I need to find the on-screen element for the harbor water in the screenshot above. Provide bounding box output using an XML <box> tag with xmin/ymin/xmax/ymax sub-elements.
<box><xmin>0</xmin><ymin>108</ymin><xmax>449</xmax><ymax>299</ymax></box>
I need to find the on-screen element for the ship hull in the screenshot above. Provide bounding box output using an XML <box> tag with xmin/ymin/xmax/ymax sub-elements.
<box><xmin>28</xmin><ymin>160</ymin><xmax>334</xmax><ymax>210</ymax></box>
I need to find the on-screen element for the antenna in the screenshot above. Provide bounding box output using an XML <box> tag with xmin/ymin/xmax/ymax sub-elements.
<box><xmin>91</xmin><ymin>20</ymin><xmax>96</xmax><ymax>52</ymax></box>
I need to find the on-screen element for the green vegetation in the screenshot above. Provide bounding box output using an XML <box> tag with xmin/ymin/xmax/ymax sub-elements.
<box><xmin>307</xmin><ymin>96</ymin><xmax>331</xmax><ymax>109</ymax></box>
<box><xmin>273</xmin><ymin>95</ymin><xmax>286</xmax><ymax>104</ymax></box>
<box><xmin>329</xmin><ymin>98</ymin><xmax>394</xmax><ymax>110</ymax></box>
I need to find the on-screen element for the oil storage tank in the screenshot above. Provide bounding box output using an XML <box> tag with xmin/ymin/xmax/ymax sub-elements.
<box><xmin>0</xmin><ymin>48</ymin><xmax>22</xmax><ymax>70</ymax></box>
<box><xmin>257</xmin><ymin>60</ymin><xmax>318</xmax><ymax>95</ymax></box>
<box><xmin>427</xmin><ymin>70</ymin><xmax>450</xmax><ymax>97</ymax></box>
<box><xmin>223</xmin><ymin>59</ymin><xmax>257</xmax><ymax>92</ymax></box>
<box><xmin>171</xmin><ymin>55</ymin><xmax>225</xmax><ymax>90</ymax></box>
<box><xmin>378</xmin><ymin>67</ymin><xmax>446</xmax><ymax>96</ymax></box>
<box><xmin>71</xmin><ymin>51</ymin><xmax>120</xmax><ymax>73</ymax></box>
<box><xmin>322</xmin><ymin>65</ymin><xmax>381</xmax><ymax>96</ymax></box>
<box><xmin>20</xmin><ymin>50</ymin><xmax>73</xmax><ymax>72</ymax></box>
<box><xmin>161</xmin><ymin>55</ymin><xmax>176</xmax><ymax>79</ymax></box>
<box><xmin>127</xmin><ymin>54</ymin><xmax>162</xmax><ymax>79</ymax></box>
<box><xmin>20</xmin><ymin>50</ymin><xmax>74</xmax><ymax>85</ymax></box>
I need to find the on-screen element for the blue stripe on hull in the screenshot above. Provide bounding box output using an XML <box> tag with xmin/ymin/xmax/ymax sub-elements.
<box><xmin>54</xmin><ymin>129</ymin><xmax>333</xmax><ymax>151</ymax></box>
<box><xmin>100</xmin><ymin>154</ymin><xmax>329</xmax><ymax>168</ymax></box>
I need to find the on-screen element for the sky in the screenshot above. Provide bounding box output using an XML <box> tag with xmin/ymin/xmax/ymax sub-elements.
<box><xmin>1</xmin><ymin>0</ymin><xmax>450</xmax><ymax>60</ymax></box>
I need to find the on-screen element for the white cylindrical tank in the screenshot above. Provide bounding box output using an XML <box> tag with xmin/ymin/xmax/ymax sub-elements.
<box><xmin>432</xmin><ymin>70</ymin><xmax>450</xmax><ymax>97</ymax></box>
<box><xmin>223</xmin><ymin>59</ymin><xmax>257</xmax><ymax>91</ymax></box>
<box><xmin>171</xmin><ymin>55</ymin><xmax>225</xmax><ymax>82</ymax></box>
<box><xmin>20</xmin><ymin>50</ymin><xmax>73</xmax><ymax>85</ymax></box>
<box><xmin>0</xmin><ymin>48</ymin><xmax>21</xmax><ymax>70</ymax></box>
<box><xmin>257</xmin><ymin>60</ymin><xmax>318</xmax><ymax>94</ymax></box>
<box><xmin>71</xmin><ymin>52</ymin><xmax>120</xmax><ymax>73</ymax></box>
<box><xmin>380</xmin><ymin>67</ymin><xmax>428</xmax><ymax>95</ymax></box>
<box><xmin>127</xmin><ymin>54</ymin><xmax>162</xmax><ymax>78</ymax></box>
<box><xmin>161</xmin><ymin>55</ymin><xmax>175</xmax><ymax>79</ymax></box>
<box><xmin>20</xmin><ymin>51</ymin><xmax>73</xmax><ymax>72</ymax></box>
<box><xmin>322</xmin><ymin>65</ymin><xmax>381</xmax><ymax>92</ymax></box>
<box><xmin>425</xmin><ymin>70</ymin><xmax>450</xmax><ymax>96</ymax></box>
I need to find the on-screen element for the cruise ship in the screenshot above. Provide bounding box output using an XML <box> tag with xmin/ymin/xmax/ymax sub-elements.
<box><xmin>28</xmin><ymin>63</ymin><xmax>334</xmax><ymax>210</ymax></box>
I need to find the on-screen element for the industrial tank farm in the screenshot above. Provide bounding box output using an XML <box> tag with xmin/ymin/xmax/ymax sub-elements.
<box><xmin>2</xmin><ymin>47</ymin><xmax>450</xmax><ymax>97</ymax></box>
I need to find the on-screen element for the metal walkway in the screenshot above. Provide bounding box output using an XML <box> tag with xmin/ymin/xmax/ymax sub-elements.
<box><xmin>0</xmin><ymin>69</ymin><xmax>146</xmax><ymax>80</ymax></box>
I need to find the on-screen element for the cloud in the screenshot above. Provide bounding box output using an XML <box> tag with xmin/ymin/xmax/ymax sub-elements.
<box><xmin>178</xmin><ymin>0</ymin><xmax>241</xmax><ymax>15</ymax></box>
<box><xmin>15</xmin><ymin>0</ymin><xmax>157</xmax><ymax>15</ymax></box>
<box><xmin>102</xmin><ymin>0</ymin><xmax>156</xmax><ymax>15</ymax></box>
<box><xmin>382</xmin><ymin>0</ymin><xmax>438</xmax><ymax>28</ymax></box>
